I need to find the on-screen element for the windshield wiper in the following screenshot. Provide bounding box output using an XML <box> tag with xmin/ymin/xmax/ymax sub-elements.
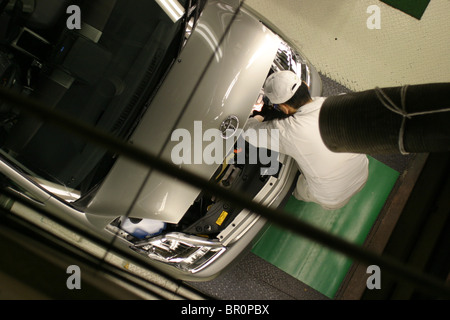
<box><xmin>178</xmin><ymin>0</ymin><xmax>204</xmax><ymax>55</ymax></box>
<box><xmin>187</xmin><ymin>0</ymin><xmax>201</xmax><ymax>21</ymax></box>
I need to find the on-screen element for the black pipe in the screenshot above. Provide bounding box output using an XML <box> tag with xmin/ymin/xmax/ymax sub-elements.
<box><xmin>319</xmin><ymin>83</ymin><xmax>450</xmax><ymax>154</ymax></box>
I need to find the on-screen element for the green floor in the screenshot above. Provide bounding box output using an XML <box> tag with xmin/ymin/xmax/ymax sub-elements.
<box><xmin>252</xmin><ymin>156</ymin><xmax>399</xmax><ymax>298</ymax></box>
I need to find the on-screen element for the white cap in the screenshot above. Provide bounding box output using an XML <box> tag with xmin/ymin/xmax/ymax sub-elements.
<box><xmin>264</xmin><ymin>71</ymin><xmax>302</xmax><ymax>104</ymax></box>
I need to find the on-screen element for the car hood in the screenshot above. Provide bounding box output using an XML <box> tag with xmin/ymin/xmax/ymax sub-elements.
<box><xmin>85</xmin><ymin>0</ymin><xmax>281</xmax><ymax>224</ymax></box>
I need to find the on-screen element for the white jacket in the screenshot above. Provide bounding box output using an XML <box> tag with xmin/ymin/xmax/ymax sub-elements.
<box><xmin>244</xmin><ymin>97</ymin><xmax>369</xmax><ymax>209</ymax></box>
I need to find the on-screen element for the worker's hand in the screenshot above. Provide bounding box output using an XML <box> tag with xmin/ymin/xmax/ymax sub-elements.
<box><xmin>251</xmin><ymin>104</ymin><xmax>271</xmax><ymax>118</ymax></box>
<box><xmin>252</xmin><ymin>99</ymin><xmax>264</xmax><ymax>113</ymax></box>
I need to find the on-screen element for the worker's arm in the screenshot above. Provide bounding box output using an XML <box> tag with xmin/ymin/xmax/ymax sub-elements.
<box><xmin>252</xmin><ymin>115</ymin><xmax>264</xmax><ymax>122</ymax></box>
<box><xmin>243</xmin><ymin>115</ymin><xmax>282</xmax><ymax>152</ymax></box>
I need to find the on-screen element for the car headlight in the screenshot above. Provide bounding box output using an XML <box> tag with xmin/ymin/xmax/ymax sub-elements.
<box><xmin>131</xmin><ymin>232</ymin><xmax>226</xmax><ymax>273</ymax></box>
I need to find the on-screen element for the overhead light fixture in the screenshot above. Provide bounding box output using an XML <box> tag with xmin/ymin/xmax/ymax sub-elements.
<box><xmin>155</xmin><ymin>0</ymin><xmax>185</xmax><ymax>23</ymax></box>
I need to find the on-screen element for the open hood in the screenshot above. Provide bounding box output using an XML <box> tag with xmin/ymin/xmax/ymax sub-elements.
<box><xmin>86</xmin><ymin>1</ymin><xmax>281</xmax><ymax>224</ymax></box>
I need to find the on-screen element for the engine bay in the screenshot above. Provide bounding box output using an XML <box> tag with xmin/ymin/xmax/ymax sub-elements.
<box><xmin>107</xmin><ymin>138</ymin><xmax>282</xmax><ymax>243</ymax></box>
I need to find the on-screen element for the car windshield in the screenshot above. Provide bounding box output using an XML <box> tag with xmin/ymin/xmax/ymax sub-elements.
<box><xmin>0</xmin><ymin>0</ymin><xmax>194</xmax><ymax>201</ymax></box>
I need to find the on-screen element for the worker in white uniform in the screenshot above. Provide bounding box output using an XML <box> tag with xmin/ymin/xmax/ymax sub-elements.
<box><xmin>245</xmin><ymin>70</ymin><xmax>369</xmax><ymax>210</ymax></box>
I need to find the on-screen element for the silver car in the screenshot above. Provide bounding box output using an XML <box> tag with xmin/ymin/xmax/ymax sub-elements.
<box><xmin>0</xmin><ymin>0</ymin><xmax>321</xmax><ymax>281</ymax></box>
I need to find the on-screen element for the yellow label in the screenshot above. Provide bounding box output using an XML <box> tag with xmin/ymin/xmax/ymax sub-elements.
<box><xmin>216</xmin><ymin>211</ymin><xmax>228</xmax><ymax>226</ymax></box>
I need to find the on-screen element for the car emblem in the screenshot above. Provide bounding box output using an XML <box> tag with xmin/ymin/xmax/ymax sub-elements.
<box><xmin>220</xmin><ymin>115</ymin><xmax>240</xmax><ymax>139</ymax></box>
